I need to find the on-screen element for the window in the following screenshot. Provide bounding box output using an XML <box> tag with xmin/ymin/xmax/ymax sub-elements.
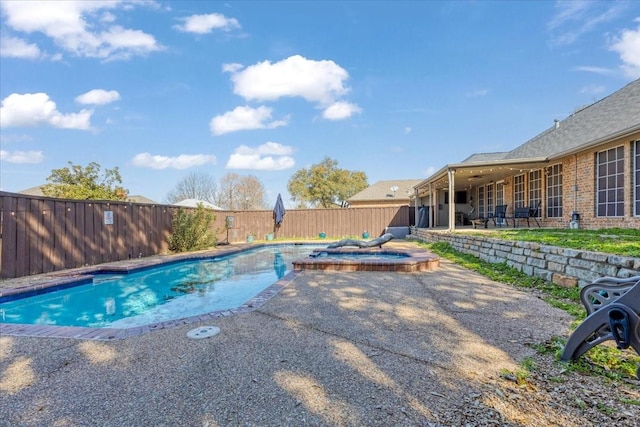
<box><xmin>529</xmin><ymin>170</ymin><xmax>542</xmax><ymax>217</ymax></box>
<box><xmin>513</xmin><ymin>174</ymin><xmax>525</xmax><ymax>208</ymax></box>
<box><xmin>596</xmin><ymin>146</ymin><xmax>624</xmax><ymax>217</ymax></box>
<box><xmin>477</xmin><ymin>186</ymin><xmax>485</xmax><ymax>218</ymax></box>
<box><xmin>635</xmin><ymin>140</ymin><xmax>640</xmax><ymax>216</ymax></box>
<box><xmin>546</xmin><ymin>164</ymin><xmax>563</xmax><ymax>218</ymax></box>
<box><xmin>496</xmin><ymin>182</ymin><xmax>504</xmax><ymax>207</ymax></box>
<box><xmin>487</xmin><ymin>182</ymin><xmax>494</xmax><ymax>215</ymax></box>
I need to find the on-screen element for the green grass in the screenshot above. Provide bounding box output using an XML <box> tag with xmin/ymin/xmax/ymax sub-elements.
<box><xmin>423</xmin><ymin>240</ymin><xmax>640</xmax><ymax>381</ymax></box>
<box><xmin>464</xmin><ymin>227</ymin><xmax>640</xmax><ymax>257</ymax></box>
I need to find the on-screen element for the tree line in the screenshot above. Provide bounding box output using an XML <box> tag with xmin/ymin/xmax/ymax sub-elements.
<box><xmin>40</xmin><ymin>157</ymin><xmax>368</xmax><ymax>209</ymax></box>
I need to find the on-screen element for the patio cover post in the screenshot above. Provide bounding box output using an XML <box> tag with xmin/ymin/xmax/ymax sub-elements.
<box><xmin>429</xmin><ymin>183</ymin><xmax>434</xmax><ymax>228</ymax></box>
<box><xmin>448</xmin><ymin>169</ymin><xmax>456</xmax><ymax>231</ymax></box>
<box><xmin>414</xmin><ymin>187</ymin><xmax>419</xmax><ymax>227</ymax></box>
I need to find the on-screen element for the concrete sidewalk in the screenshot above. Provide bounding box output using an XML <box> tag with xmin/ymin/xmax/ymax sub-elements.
<box><xmin>0</xmin><ymin>256</ymin><xmax>584</xmax><ymax>427</ymax></box>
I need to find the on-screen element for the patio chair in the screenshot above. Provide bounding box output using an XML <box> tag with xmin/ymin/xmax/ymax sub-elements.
<box><xmin>562</xmin><ymin>275</ymin><xmax>640</xmax><ymax>379</ymax></box>
<box><xmin>489</xmin><ymin>204</ymin><xmax>508</xmax><ymax>227</ymax></box>
<box><xmin>513</xmin><ymin>201</ymin><xmax>542</xmax><ymax>228</ymax></box>
<box><xmin>529</xmin><ymin>201</ymin><xmax>542</xmax><ymax>227</ymax></box>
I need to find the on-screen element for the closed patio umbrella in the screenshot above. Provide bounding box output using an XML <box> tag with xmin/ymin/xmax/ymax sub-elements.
<box><xmin>273</xmin><ymin>193</ymin><xmax>286</xmax><ymax>236</ymax></box>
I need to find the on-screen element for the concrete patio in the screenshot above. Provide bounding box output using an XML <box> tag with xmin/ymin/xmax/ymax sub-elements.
<box><xmin>1</xmin><ymin>245</ymin><xmax>603</xmax><ymax>426</ymax></box>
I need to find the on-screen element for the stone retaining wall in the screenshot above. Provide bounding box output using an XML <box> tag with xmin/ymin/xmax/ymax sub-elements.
<box><xmin>408</xmin><ymin>230</ymin><xmax>640</xmax><ymax>288</ymax></box>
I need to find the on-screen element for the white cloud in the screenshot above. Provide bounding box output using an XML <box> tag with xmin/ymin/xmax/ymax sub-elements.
<box><xmin>75</xmin><ymin>89</ymin><xmax>121</xmax><ymax>105</ymax></box>
<box><xmin>466</xmin><ymin>89</ymin><xmax>489</xmax><ymax>97</ymax></box>
<box><xmin>174</xmin><ymin>13</ymin><xmax>240</xmax><ymax>34</ymax></box>
<box><xmin>131</xmin><ymin>152</ymin><xmax>216</xmax><ymax>170</ymax></box>
<box><xmin>226</xmin><ymin>142</ymin><xmax>295</xmax><ymax>171</ymax></box>
<box><xmin>101</xmin><ymin>12</ymin><xmax>117</xmax><ymax>24</ymax></box>
<box><xmin>0</xmin><ymin>36</ymin><xmax>41</xmax><ymax>59</ymax></box>
<box><xmin>404</xmin><ymin>127</ymin><xmax>412</xmax><ymax>134</ymax></box>
<box><xmin>0</xmin><ymin>1</ymin><xmax>162</xmax><ymax>61</ymax></box>
<box><xmin>572</xmin><ymin>65</ymin><xmax>616</xmax><ymax>75</ymax></box>
<box><xmin>226</xmin><ymin>55</ymin><xmax>350</xmax><ymax>105</ymax></box>
<box><xmin>0</xmin><ymin>150</ymin><xmax>44</xmax><ymax>163</ymax></box>
<box><xmin>222</xmin><ymin>62</ymin><xmax>243</xmax><ymax>73</ymax></box>
<box><xmin>609</xmin><ymin>25</ymin><xmax>640</xmax><ymax>79</ymax></box>
<box><xmin>100</xmin><ymin>26</ymin><xmax>160</xmax><ymax>60</ymax></box>
<box><xmin>210</xmin><ymin>105</ymin><xmax>288</xmax><ymax>135</ymax></box>
<box><xmin>0</xmin><ymin>133</ymin><xmax>33</xmax><ymax>143</ymax></box>
<box><xmin>0</xmin><ymin>93</ymin><xmax>92</xmax><ymax>129</ymax></box>
<box><xmin>579</xmin><ymin>84</ymin><xmax>606</xmax><ymax>95</ymax></box>
<box><xmin>547</xmin><ymin>1</ymin><xmax>627</xmax><ymax>46</ymax></box>
<box><xmin>423</xmin><ymin>166</ymin><xmax>437</xmax><ymax>177</ymax></box>
<box><xmin>322</xmin><ymin>101</ymin><xmax>362</xmax><ymax>121</ymax></box>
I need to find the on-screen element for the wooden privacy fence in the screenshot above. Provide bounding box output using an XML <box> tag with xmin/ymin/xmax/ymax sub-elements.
<box><xmin>0</xmin><ymin>192</ymin><xmax>180</xmax><ymax>279</ymax></box>
<box><xmin>0</xmin><ymin>192</ymin><xmax>411</xmax><ymax>278</ymax></box>
<box><xmin>215</xmin><ymin>205</ymin><xmax>412</xmax><ymax>243</ymax></box>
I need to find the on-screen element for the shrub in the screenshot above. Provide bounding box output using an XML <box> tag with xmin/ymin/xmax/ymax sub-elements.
<box><xmin>168</xmin><ymin>206</ymin><xmax>217</xmax><ymax>252</ymax></box>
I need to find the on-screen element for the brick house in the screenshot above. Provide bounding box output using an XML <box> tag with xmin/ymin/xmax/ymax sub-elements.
<box><xmin>413</xmin><ymin>78</ymin><xmax>640</xmax><ymax>230</ymax></box>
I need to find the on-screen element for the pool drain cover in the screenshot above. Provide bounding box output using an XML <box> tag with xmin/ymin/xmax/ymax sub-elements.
<box><xmin>187</xmin><ymin>326</ymin><xmax>220</xmax><ymax>339</ymax></box>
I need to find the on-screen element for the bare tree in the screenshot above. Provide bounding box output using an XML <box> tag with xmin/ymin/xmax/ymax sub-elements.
<box><xmin>165</xmin><ymin>172</ymin><xmax>218</xmax><ymax>204</ymax></box>
<box><xmin>216</xmin><ymin>173</ymin><xmax>268</xmax><ymax>210</ymax></box>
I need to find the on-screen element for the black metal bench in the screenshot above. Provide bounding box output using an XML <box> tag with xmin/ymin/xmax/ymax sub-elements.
<box><xmin>561</xmin><ymin>275</ymin><xmax>640</xmax><ymax>378</ymax></box>
<box><xmin>512</xmin><ymin>202</ymin><xmax>541</xmax><ymax>228</ymax></box>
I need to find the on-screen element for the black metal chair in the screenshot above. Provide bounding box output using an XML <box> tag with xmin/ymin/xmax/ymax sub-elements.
<box><xmin>489</xmin><ymin>204</ymin><xmax>508</xmax><ymax>227</ymax></box>
<box><xmin>513</xmin><ymin>201</ymin><xmax>542</xmax><ymax>228</ymax></box>
<box><xmin>529</xmin><ymin>201</ymin><xmax>542</xmax><ymax>227</ymax></box>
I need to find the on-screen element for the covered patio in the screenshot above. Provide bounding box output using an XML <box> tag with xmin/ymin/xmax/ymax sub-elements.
<box><xmin>412</xmin><ymin>156</ymin><xmax>549</xmax><ymax>232</ymax></box>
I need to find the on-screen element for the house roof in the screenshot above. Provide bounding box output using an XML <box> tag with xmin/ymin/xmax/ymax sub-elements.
<box><xmin>415</xmin><ymin>78</ymin><xmax>640</xmax><ymax>192</ymax></box>
<box><xmin>173</xmin><ymin>199</ymin><xmax>223</xmax><ymax>210</ymax></box>
<box><xmin>18</xmin><ymin>186</ymin><xmax>46</xmax><ymax>196</ymax></box>
<box><xmin>127</xmin><ymin>195</ymin><xmax>158</xmax><ymax>204</ymax></box>
<box><xmin>18</xmin><ymin>185</ymin><xmax>158</xmax><ymax>204</ymax></box>
<box><xmin>460</xmin><ymin>152</ymin><xmax>508</xmax><ymax>163</ymax></box>
<box><xmin>504</xmin><ymin>78</ymin><xmax>640</xmax><ymax>160</ymax></box>
<box><xmin>348</xmin><ymin>179</ymin><xmax>423</xmax><ymax>202</ymax></box>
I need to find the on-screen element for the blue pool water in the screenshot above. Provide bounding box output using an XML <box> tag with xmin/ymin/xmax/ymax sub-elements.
<box><xmin>0</xmin><ymin>244</ymin><xmax>318</xmax><ymax>329</ymax></box>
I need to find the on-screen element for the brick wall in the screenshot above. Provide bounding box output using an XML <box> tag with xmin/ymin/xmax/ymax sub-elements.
<box><xmin>409</xmin><ymin>229</ymin><xmax>640</xmax><ymax>288</ymax></box>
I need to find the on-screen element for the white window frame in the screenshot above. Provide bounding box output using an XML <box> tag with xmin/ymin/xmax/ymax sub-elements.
<box><xmin>596</xmin><ymin>145</ymin><xmax>625</xmax><ymax>217</ymax></box>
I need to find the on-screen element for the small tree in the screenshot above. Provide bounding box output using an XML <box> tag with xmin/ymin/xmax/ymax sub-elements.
<box><xmin>165</xmin><ymin>172</ymin><xmax>218</xmax><ymax>205</ymax></box>
<box><xmin>168</xmin><ymin>205</ymin><xmax>217</xmax><ymax>252</ymax></box>
<box><xmin>216</xmin><ymin>173</ymin><xmax>268</xmax><ymax>210</ymax></box>
<box><xmin>42</xmin><ymin>161</ymin><xmax>128</xmax><ymax>200</ymax></box>
<box><xmin>287</xmin><ymin>157</ymin><xmax>368</xmax><ymax>208</ymax></box>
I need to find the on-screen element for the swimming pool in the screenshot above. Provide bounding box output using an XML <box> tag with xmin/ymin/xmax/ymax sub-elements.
<box><xmin>0</xmin><ymin>244</ymin><xmax>318</xmax><ymax>331</ymax></box>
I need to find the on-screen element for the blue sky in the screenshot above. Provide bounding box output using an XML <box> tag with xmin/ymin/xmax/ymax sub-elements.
<box><xmin>1</xmin><ymin>1</ymin><xmax>639</xmax><ymax>207</ymax></box>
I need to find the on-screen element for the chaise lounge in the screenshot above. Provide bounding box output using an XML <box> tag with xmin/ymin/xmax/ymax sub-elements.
<box><xmin>327</xmin><ymin>233</ymin><xmax>394</xmax><ymax>248</ymax></box>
